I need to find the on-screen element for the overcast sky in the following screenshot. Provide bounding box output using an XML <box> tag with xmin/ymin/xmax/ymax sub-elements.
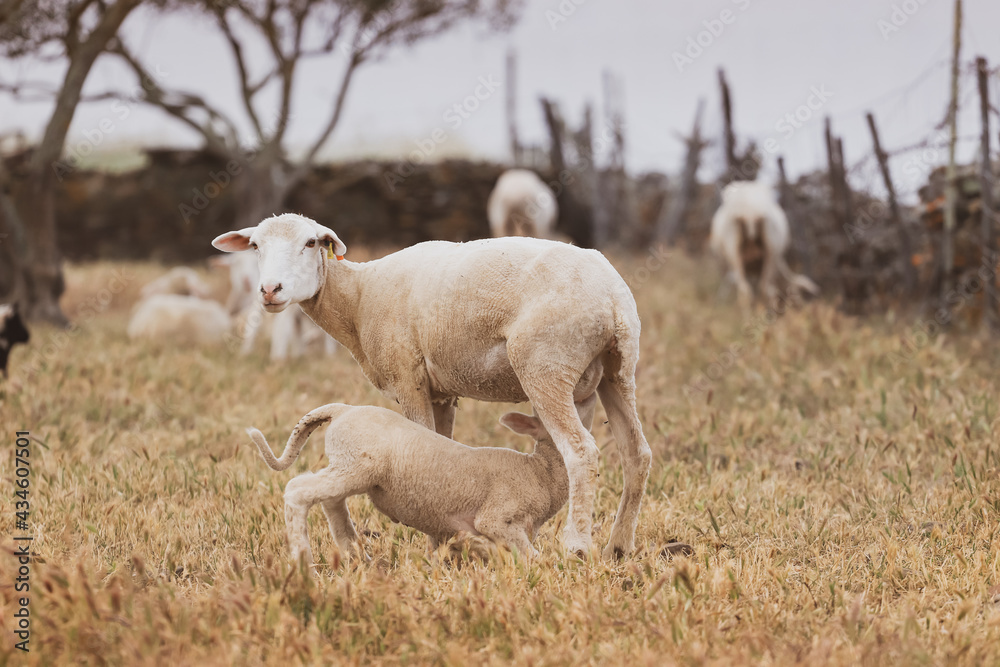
<box><xmin>2</xmin><ymin>0</ymin><xmax>999</xmax><ymax>200</ymax></box>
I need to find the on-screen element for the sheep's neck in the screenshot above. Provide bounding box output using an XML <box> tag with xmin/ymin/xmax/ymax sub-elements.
<box><xmin>531</xmin><ymin>441</ymin><xmax>567</xmax><ymax>474</ymax></box>
<box><xmin>300</xmin><ymin>259</ymin><xmax>366</xmax><ymax>363</ymax></box>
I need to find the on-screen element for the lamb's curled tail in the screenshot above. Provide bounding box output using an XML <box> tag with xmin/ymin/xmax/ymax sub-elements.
<box><xmin>247</xmin><ymin>403</ymin><xmax>351</xmax><ymax>471</ymax></box>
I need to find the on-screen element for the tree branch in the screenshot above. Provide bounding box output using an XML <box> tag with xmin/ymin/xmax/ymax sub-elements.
<box><xmin>110</xmin><ymin>38</ymin><xmax>239</xmax><ymax>158</ymax></box>
<box><xmin>213</xmin><ymin>7</ymin><xmax>263</xmax><ymax>139</ymax></box>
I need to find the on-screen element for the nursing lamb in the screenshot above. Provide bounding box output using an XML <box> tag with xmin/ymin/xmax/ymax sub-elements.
<box><xmin>248</xmin><ymin>396</ymin><xmax>595</xmax><ymax>565</ymax></box>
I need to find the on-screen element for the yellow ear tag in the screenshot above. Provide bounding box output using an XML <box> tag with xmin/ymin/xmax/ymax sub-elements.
<box><xmin>326</xmin><ymin>242</ymin><xmax>344</xmax><ymax>261</ymax></box>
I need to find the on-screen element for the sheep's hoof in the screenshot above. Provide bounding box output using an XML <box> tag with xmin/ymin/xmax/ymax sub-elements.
<box><xmin>601</xmin><ymin>544</ymin><xmax>630</xmax><ymax>561</ymax></box>
<box><xmin>659</xmin><ymin>542</ymin><xmax>694</xmax><ymax>559</ymax></box>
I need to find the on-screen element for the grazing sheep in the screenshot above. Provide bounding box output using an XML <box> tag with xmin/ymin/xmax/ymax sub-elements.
<box><xmin>213</xmin><ymin>252</ymin><xmax>337</xmax><ymax>360</ymax></box>
<box><xmin>708</xmin><ymin>181</ymin><xmax>819</xmax><ymax>310</ymax></box>
<box><xmin>0</xmin><ymin>304</ymin><xmax>29</xmax><ymax>378</ymax></box>
<box><xmin>248</xmin><ymin>395</ymin><xmax>595</xmax><ymax>565</ymax></box>
<box><xmin>213</xmin><ymin>214</ymin><xmax>651</xmax><ymax>559</ymax></box>
<box><xmin>140</xmin><ymin>267</ymin><xmax>211</xmax><ymax>299</ymax></box>
<box><xmin>487</xmin><ymin>169</ymin><xmax>558</xmax><ymax>238</ymax></box>
<box><xmin>126</xmin><ymin>294</ymin><xmax>232</xmax><ymax>345</ymax></box>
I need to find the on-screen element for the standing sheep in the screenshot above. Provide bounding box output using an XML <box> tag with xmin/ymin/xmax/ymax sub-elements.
<box><xmin>708</xmin><ymin>181</ymin><xmax>819</xmax><ymax>310</ymax></box>
<box><xmin>487</xmin><ymin>169</ymin><xmax>558</xmax><ymax>238</ymax></box>
<box><xmin>248</xmin><ymin>396</ymin><xmax>595</xmax><ymax>565</ymax></box>
<box><xmin>213</xmin><ymin>214</ymin><xmax>651</xmax><ymax>559</ymax></box>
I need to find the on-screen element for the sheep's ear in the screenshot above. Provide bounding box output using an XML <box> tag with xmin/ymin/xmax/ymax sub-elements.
<box><xmin>212</xmin><ymin>227</ymin><xmax>257</xmax><ymax>252</ymax></box>
<box><xmin>499</xmin><ymin>412</ymin><xmax>542</xmax><ymax>438</ymax></box>
<box><xmin>316</xmin><ymin>225</ymin><xmax>347</xmax><ymax>257</ymax></box>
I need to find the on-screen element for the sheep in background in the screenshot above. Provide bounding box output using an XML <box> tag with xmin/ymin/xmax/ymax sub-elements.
<box><xmin>487</xmin><ymin>169</ymin><xmax>558</xmax><ymax>239</ymax></box>
<box><xmin>213</xmin><ymin>213</ymin><xmax>651</xmax><ymax>560</ymax></box>
<box><xmin>248</xmin><ymin>396</ymin><xmax>595</xmax><ymax>565</ymax></box>
<box><xmin>213</xmin><ymin>252</ymin><xmax>337</xmax><ymax>361</ymax></box>
<box><xmin>126</xmin><ymin>294</ymin><xmax>232</xmax><ymax>346</ymax></box>
<box><xmin>140</xmin><ymin>267</ymin><xmax>211</xmax><ymax>300</ymax></box>
<box><xmin>0</xmin><ymin>304</ymin><xmax>29</xmax><ymax>378</ymax></box>
<box><xmin>708</xmin><ymin>181</ymin><xmax>820</xmax><ymax>310</ymax></box>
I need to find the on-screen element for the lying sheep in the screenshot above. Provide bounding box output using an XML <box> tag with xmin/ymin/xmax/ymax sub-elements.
<box><xmin>0</xmin><ymin>304</ymin><xmax>29</xmax><ymax>378</ymax></box>
<box><xmin>248</xmin><ymin>396</ymin><xmax>595</xmax><ymax>565</ymax></box>
<box><xmin>213</xmin><ymin>214</ymin><xmax>651</xmax><ymax>559</ymax></box>
<box><xmin>487</xmin><ymin>169</ymin><xmax>558</xmax><ymax>238</ymax></box>
<box><xmin>213</xmin><ymin>252</ymin><xmax>337</xmax><ymax>361</ymax></box>
<box><xmin>140</xmin><ymin>267</ymin><xmax>211</xmax><ymax>299</ymax></box>
<box><xmin>126</xmin><ymin>294</ymin><xmax>232</xmax><ymax>345</ymax></box>
<box><xmin>708</xmin><ymin>180</ymin><xmax>819</xmax><ymax>310</ymax></box>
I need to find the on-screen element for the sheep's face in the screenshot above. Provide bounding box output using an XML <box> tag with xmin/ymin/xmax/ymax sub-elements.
<box><xmin>211</xmin><ymin>214</ymin><xmax>346</xmax><ymax>313</ymax></box>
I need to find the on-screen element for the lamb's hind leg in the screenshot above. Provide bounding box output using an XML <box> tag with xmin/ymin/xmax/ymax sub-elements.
<box><xmin>597</xmin><ymin>370</ymin><xmax>652</xmax><ymax>560</ymax></box>
<box><xmin>284</xmin><ymin>469</ymin><xmax>364</xmax><ymax>568</ymax></box>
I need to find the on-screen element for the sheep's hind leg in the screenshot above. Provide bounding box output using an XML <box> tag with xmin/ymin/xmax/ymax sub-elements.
<box><xmin>597</xmin><ymin>373</ymin><xmax>652</xmax><ymax>560</ymax></box>
<box><xmin>509</xmin><ymin>361</ymin><xmax>598</xmax><ymax>557</ymax></box>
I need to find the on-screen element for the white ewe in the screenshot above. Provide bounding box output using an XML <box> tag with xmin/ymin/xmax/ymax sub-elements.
<box><xmin>708</xmin><ymin>181</ymin><xmax>819</xmax><ymax>310</ymax></box>
<box><xmin>248</xmin><ymin>396</ymin><xmax>595</xmax><ymax>565</ymax></box>
<box><xmin>213</xmin><ymin>213</ymin><xmax>651</xmax><ymax>559</ymax></box>
<box><xmin>139</xmin><ymin>267</ymin><xmax>211</xmax><ymax>300</ymax></box>
<box><xmin>126</xmin><ymin>294</ymin><xmax>232</xmax><ymax>345</ymax></box>
<box><xmin>487</xmin><ymin>169</ymin><xmax>558</xmax><ymax>239</ymax></box>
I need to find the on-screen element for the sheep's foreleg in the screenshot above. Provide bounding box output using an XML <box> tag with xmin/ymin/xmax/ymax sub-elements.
<box><xmin>431</xmin><ymin>399</ymin><xmax>457</xmax><ymax>439</ymax></box>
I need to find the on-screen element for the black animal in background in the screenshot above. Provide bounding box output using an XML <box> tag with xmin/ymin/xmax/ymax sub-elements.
<box><xmin>0</xmin><ymin>304</ymin><xmax>29</xmax><ymax>377</ymax></box>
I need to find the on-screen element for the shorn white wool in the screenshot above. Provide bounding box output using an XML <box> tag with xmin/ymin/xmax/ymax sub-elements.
<box><xmin>126</xmin><ymin>294</ymin><xmax>232</xmax><ymax>345</ymax></box>
<box><xmin>708</xmin><ymin>180</ymin><xmax>819</xmax><ymax>310</ymax></box>
<box><xmin>247</xmin><ymin>396</ymin><xmax>596</xmax><ymax>566</ymax></box>
<box><xmin>213</xmin><ymin>213</ymin><xmax>651</xmax><ymax>560</ymax></box>
<box><xmin>487</xmin><ymin>169</ymin><xmax>558</xmax><ymax>239</ymax></box>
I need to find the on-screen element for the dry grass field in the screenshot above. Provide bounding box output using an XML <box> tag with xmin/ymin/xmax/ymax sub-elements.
<box><xmin>1</xmin><ymin>252</ymin><xmax>999</xmax><ymax>666</ymax></box>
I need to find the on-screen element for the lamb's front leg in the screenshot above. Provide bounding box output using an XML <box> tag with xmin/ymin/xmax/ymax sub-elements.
<box><xmin>319</xmin><ymin>498</ymin><xmax>367</xmax><ymax>563</ymax></box>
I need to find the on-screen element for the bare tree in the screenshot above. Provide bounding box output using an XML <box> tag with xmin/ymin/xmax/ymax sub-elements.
<box><xmin>111</xmin><ymin>0</ymin><xmax>521</xmax><ymax>231</ymax></box>
<box><xmin>0</xmin><ymin>0</ymin><xmax>143</xmax><ymax>323</ymax></box>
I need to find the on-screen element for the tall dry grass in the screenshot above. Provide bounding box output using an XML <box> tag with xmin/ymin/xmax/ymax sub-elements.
<box><xmin>1</xmin><ymin>254</ymin><xmax>998</xmax><ymax>665</ymax></box>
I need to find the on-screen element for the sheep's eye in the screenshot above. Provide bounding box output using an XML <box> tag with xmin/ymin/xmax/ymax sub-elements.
<box><xmin>250</xmin><ymin>242</ymin><xmax>258</xmax><ymax>250</ymax></box>
<box><xmin>305</xmin><ymin>239</ymin><xmax>317</xmax><ymax>248</ymax></box>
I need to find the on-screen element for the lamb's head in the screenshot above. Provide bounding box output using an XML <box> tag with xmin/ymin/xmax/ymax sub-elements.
<box><xmin>211</xmin><ymin>214</ymin><xmax>346</xmax><ymax>312</ymax></box>
<box><xmin>499</xmin><ymin>394</ymin><xmax>597</xmax><ymax>450</ymax></box>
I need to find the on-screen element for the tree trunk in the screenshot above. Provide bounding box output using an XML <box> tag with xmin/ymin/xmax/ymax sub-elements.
<box><xmin>15</xmin><ymin>0</ymin><xmax>139</xmax><ymax>324</ymax></box>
